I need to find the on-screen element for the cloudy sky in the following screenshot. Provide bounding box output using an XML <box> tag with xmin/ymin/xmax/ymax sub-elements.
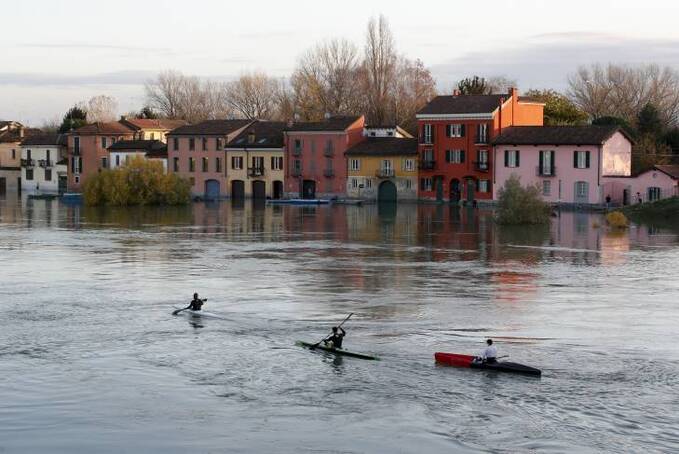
<box><xmin>2</xmin><ymin>0</ymin><xmax>679</xmax><ymax>125</ymax></box>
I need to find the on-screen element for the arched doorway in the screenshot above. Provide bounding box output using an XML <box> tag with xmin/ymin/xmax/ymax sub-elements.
<box><xmin>205</xmin><ymin>179</ymin><xmax>220</xmax><ymax>200</ymax></box>
<box><xmin>302</xmin><ymin>180</ymin><xmax>316</xmax><ymax>199</ymax></box>
<box><xmin>231</xmin><ymin>180</ymin><xmax>245</xmax><ymax>200</ymax></box>
<box><xmin>252</xmin><ymin>180</ymin><xmax>266</xmax><ymax>199</ymax></box>
<box><xmin>449</xmin><ymin>179</ymin><xmax>461</xmax><ymax>203</ymax></box>
<box><xmin>378</xmin><ymin>180</ymin><xmax>397</xmax><ymax>202</ymax></box>
<box><xmin>272</xmin><ymin>180</ymin><xmax>283</xmax><ymax>199</ymax></box>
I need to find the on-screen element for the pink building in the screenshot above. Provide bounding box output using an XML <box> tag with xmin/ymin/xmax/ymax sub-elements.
<box><xmin>604</xmin><ymin>165</ymin><xmax>679</xmax><ymax>205</ymax></box>
<box><xmin>492</xmin><ymin>126</ymin><xmax>633</xmax><ymax>205</ymax></box>
<box><xmin>167</xmin><ymin>120</ymin><xmax>253</xmax><ymax>199</ymax></box>
<box><xmin>283</xmin><ymin>115</ymin><xmax>365</xmax><ymax>199</ymax></box>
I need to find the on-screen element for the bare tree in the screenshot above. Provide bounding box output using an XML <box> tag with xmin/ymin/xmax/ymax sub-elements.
<box><xmin>86</xmin><ymin>95</ymin><xmax>118</xmax><ymax>123</ymax></box>
<box><xmin>486</xmin><ymin>76</ymin><xmax>518</xmax><ymax>94</ymax></box>
<box><xmin>363</xmin><ymin>15</ymin><xmax>397</xmax><ymax>125</ymax></box>
<box><xmin>224</xmin><ymin>72</ymin><xmax>282</xmax><ymax>119</ymax></box>
<box><xmin>390</xmin><ymin>58</ymin><xmax>437</xmax><ymax>133</ymax></box>
<box><xmin>144</xmin><ymin>70</ymin><xmax>186</xmax><ymax>119</ymax></box>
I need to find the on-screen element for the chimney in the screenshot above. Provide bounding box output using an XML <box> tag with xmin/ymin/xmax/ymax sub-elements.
<box><xmin>509</xmin><ymin>87</ymin><xmax>518</xmax><ymax>99</ymax></box>
<box><xmin>247</xmin><ymin>130</ymin><xmax>255</xmax><ymax>144</ymax></box>
<box><xmin>120</xmin><ymin>115</ymin><xmax>127</xmax><ymax>121</ymax></box>
<box><xmin>453</xmin><ymin>89</ymin><xmax>461</xmax><ymax>96</ymax></box>
<box><xmin>18</xmin><ymin>126</ymin><xmax>24</xmax><ymax>138</ymax></box>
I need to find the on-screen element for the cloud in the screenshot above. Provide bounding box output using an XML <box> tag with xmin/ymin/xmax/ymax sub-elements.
<box><xmin>19</xmin><ymin>43</ymin><xmax>172</xmax><ymax>52</ymax></box>
<box><xmin>431</xmin><ymin>32</ymin><xmax>679</xmax><ymax>92</ymax></box>
<box><xmin>0</xmin><ymin>70</ymin><xmax>157</xmax><ymax>87</ymax></box>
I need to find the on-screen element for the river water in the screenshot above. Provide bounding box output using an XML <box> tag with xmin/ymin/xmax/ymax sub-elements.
<box><xmin>1</xmin><ymin>196</ymin><xmax>678</xmax><ymax>453</ymax></box>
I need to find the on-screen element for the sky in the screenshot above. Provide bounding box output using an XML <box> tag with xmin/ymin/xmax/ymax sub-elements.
<box><xmin>2</xmin><ymin>0</ymin><xmax>679</xmax><ymax>125</ymax></box>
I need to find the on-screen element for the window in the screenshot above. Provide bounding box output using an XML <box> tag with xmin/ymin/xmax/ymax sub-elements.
<box><xmin>26</xmin><ymin>168</ymin><xmax>34</xmax><ymax>180</ymax></box>
<box><xmin>293</xmin><ymin>159</ymin><xmax>302</xmax><ymax>172</ymax></box>
<box><xmin>216</xmin><ymin>157</ymin><xmax>222</xmax><ymax>173</ymax></box>
<box><xmin>575</xmin><ymin>181</ymin><xmax>588</xmax><ymax>197</ymax></box>
<box><xmin>189</xmin><ymin>138</ymin><xmax>195</xmax><ymax>151</ymax></box>
<box><xmin>420</xmin><ymin>177</ymin><xmax>433</xmax><ymax>191</ymax></box>
<box><xmin>102</xmin><ymin>137</ymin><xmax>107</xmax><ymax>148</ymax></box>
<box><xmin>73</xmin><ymin>137</ymin><xmax>80</xmax><ymax>155</ymax></box>
<box><xmin>404</xmin><ymin>179</ymin><xmax>412</xmax><ymax>190</ymax></box>
<box><xmin>446</xmin><ymin>124</ymin><xmax>464</xmax><ymax>138</ymax></box>
<box><xmin>574</xmin><ymin>150</ymin><xmax>590</xmax><ymax>169</ymax></box>
<box><xmin>370</xmin><ymin>132</ymin><xmax>376</xmax><ymax>137</ymax></box>
<box><xmin>101</xmin><ymin>157</ymin><xmax>108</xmax><ymax>169</ymax></box>
<box><xmin>150</xmin><ymin>133</ymin><xmax>155</xmax><ymax>140</ymax></box>
<box><xmin>173</xmin><ymin>157</ymin><xmax>179</xmax><ymax>172</ymax></box>
<box><xmin>271</xmin><ymin>156</ymin><xmax>283</xmax><ymax>170</ymax></box>
<box><xmin>351</xmin><ymin>178</ymin><xmax>358</xmax><ymax>189</ymax></box>
<box><xmin>349</xmin><ymin>158</ymin><xmax>360</xmax><ymax>171</ymax></box>
<box><xmin>648</xmin><ymin>187</ymin><xmax>661</xmax><ymax>202</ymax></box>
<box><xmin>202</xmin><ymin>157</ymin><xmax>209</xmax><ymax>172</ymax></box>
<box><xmin>504</xmin><ymin>150</ymin><xmax>520</xmax><ymax>168</ymax></box>
<box><xmin>365</xmin><ymin>178</ymin><xmax>372</xmax><ymax>189</ymax></box>
<box><xmin>423</xmin><ymin>148</ymin><xmax>434</xmax><ymax>162</ymax></box>
<box><xmin>173</xmin><ymin>138</ymin><xmax>179</xmax><ymax>151</ymax></box>
<box><xmin>45</xmin><ymin>169</ymin><xmax>52</xmax><ymax>181</ymax></box>
<box><xmin>11</xmin><ymin>149</ymin><xmax>15</xmax><ymax>159</ymax></box>
<box><xmin>46</xmin><ymin>150</ymin><xmax>51</xmax><ymax>161</ymax></box>
<box><xmin>232</xmin><ymin>156</ymin><xmax>243</xmax><ymax>170</ymax></box>
<box><xmin>477</xmin><ymin>179</ymin><xmax>489</xmax><ymax>193</ymax></box>
<box><xmin>422</xmin><ymin>124</ymin><xmax>433</xmax><ymax>143</ymax></box>
<box><xmin>71</xmin><ymin>156</ymin><xmax>82</xmax><ymax>174</ymax></box>
<box><xmin>115</xmin><ymin>155</ymin><xmax>120</xmax><ymax>167</ymax></box>
<box><xmin>189</xmin><ymin>157</ymin><xmax>195</xmax><ymax>172</ymax></box>
<box><xmin>403</xmin><ymin>159</ymin><xmax>415</xmax><ymax>172</ymax></box>
<box><xmin>294</xmin><ymin>139</ymin><xmax>302</xmax><ymax>154</ymax></box>
<box><xmin>216</xmin><ymin>138</ymin><xmax>223</xmax><ymax>150</ymax></box>
<box><xmin>543</xmin><ymin>180</ymin><xmax>551</xmax><ymax>196</ymax></box>
<box><xmin>476</xmin><ymin>123</ymin><xmax>488</xmax><ymax>143</ymax></box>
<box><xmin>202</xmin><ymin>137</ymin><xmax>208</xmax><ymax>151</ymax></box>
<box><xmin>539</xmin><ymin>150</ymin><xmax>555</xmax><ymax>175</ymax></box>
<box><xmin>111</xmin><ymin>137</ymin><xmax>117</xmax><ymax>145</ymax></box>
<box><xmin>445</xmin><ymin>149</ymin><xmax>465</xmax><ymax>164</ymax></box>
<box><xmin>27</xmin><ymin>149</ymin><xmax>31</xmax><ymax>160</ymax></box>
<box><xmin>74</xmin><ymin>175</ymin><xmax>80</xmax><ymax>184</ymax></box>
<box><xmin>252</xmin><ymin>156</ymin><xmax>264</xmax><ymax>170</ymax></box>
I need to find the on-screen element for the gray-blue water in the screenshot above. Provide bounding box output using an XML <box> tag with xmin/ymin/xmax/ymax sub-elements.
<box><xmin>1</xmin><ymin>196</ymin><xmax>678</xmax><ymax>453</ymax></box>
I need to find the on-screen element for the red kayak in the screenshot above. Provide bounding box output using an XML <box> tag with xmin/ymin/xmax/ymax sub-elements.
<box><xmin>435</xmin><ymin>352</ymin><xmax>541</xmax><ymax>376</ymax></box>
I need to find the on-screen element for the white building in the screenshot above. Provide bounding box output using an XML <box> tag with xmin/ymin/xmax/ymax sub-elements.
<box><xmin>20</xmin><ymin>134</ymin><xmax>68</xmax><ymax>194</ymax></box>
<box><xmin>108</xmin><ymin>140</ymin><xmax>168</xmax><ymax>172</ymax></box>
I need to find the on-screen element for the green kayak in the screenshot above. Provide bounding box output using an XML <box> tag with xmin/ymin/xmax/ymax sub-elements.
<box><xmin>296</xmin><ymin>341</ymin><xmax>380</xmax><ymax>361</ymax></box>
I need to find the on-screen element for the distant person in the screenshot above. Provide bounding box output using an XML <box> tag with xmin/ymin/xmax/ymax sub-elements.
<box><xmin>323</xmin><ymin>326</ymin><xmax>346</xmax><ymax>349</ymax></box>
<box><xmin>479</xmin><ymin>339</ymin><xmax>497</xmax><ymax>364</ymax></box>
<box><xmin>605</xmin><ymin>194</ymin><xmax>611</xmax><ymax>208</ymax></box>
<box><xmin>637</xmin><ymin>192</ymin><xmax>643</xmax><ymax>204</ymax></box>
<box><xmin>189</xmin><ymin>293</ymin><xmax>207</xmax><ymax>311</ymax></box>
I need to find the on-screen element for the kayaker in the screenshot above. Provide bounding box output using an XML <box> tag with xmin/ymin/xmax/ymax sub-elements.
<box><xmin>323</xmin><ymin>326</ymin><xmax>346</xmax><ymax>349</ymax></box>
<box><xmin>189</xmin><ymin>293</ymin><xmax>207</xmax><ymax>311</ymax></box>
<box><xmin>480</xmin><ymin>339</ymin><xmax>497</xmax><ymax>364</ymax></box>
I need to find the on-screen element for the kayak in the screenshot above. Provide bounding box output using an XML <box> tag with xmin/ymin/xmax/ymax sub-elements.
<box><xmin>296</xmin><ymin>341</ymin><xmax>379</xmax><ymax>361</ymax></box>
<box><xmin>172</xmin><ymin>307</ymin><xmax>227</xmax><ymax>320</ymax></box>
<box><xmin>434</xmin><ymin>352</ymin><xmax>541</xmax><ymax>376</ymax></box>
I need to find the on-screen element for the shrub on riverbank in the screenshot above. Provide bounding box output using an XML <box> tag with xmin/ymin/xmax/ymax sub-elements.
<box><xmin>83</xmin><ymin>158</ymin><xmax>191</xmax><ymax>206</ymax></box>
<box><xmin>495</xmin><ymin>175</ymin><xmax>551</xmax><ymax>225</ymax></box>
<box><xmin>605</xmin><ymin>211</ymin><xmax>629</xmax><ymax>228</ymax></box>
<box><xmin>622</xmin><ymin>196</ymin><xmax>679</xmax><ymax>220</ymax></box>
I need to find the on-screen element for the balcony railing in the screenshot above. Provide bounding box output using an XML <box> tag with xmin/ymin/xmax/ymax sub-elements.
<box><xmin>536</xmin><ymin>166</ymin><xmax>557</xmax><ymax>177</ymax></box>
<box><xmin>474</xmin><ymin>161</ymin><xmax>489</xmax><ymax>172</ymax></box>
<box><xmin>419</xmin><ymin>159</ymin><xmax>435</xmax><ymax>170</ymax></box>
<box><xmin>323</xmin><ymin>169</ymin><xmax>335</xmax><ymax>177</ymax></box>
<box><xmin>39</xmin><ymin>159</ymin><xmax>53</xmax><ymax>168</ymax></box>
<box><xmin>323</xmin><ymin>147</ymin><xmax>334</xmax><ymax>157</ymax></box>
<box><xmin>21</xmin><ymin>158</ymin><xmax>35</xmax><ymax>167</ymax></box>
<box><xmin>248</xmin><ymin>167</ymin><xmax>265</xmax><ymax>177</ymax></box>
<box><xmin>376</xmin><ymin>168</ymin><xmax>395</xmax><ymax>178</ymax></box>
<box><xmin>291</xmin><ymin>168</ymin><xmax>302</xmax><ymax>177</ymax></box>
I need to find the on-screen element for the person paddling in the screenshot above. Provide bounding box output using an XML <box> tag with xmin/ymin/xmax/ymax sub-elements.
<box><xmin>189</xmin><ymin>293</ymin><xmax>207</xmax><ymax>311</ymax></box>
<box><xmin>479</xmin><ymin>339</ymin><xmax>497</xmax><ymax>364</ymax></box>
<box><xmin>323</xmin><ymin>326</ymin><xmax>346</xmax><ymax>350</ymax></box>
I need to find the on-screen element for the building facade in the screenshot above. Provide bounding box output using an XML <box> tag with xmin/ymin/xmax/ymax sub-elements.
<box><xmin>0</xmin><ymin>124</ymin><xmax>40</xmax><ymax>193</ymax></box>
<box><xmin>492</xmin><ymin>126</ymin><xmax>633</xmax><ymax>205</ymax></box>
<box><xmin>284</xmin><ymin>115</ymin><xmax>365</xmax><ymax>199</ymax></box>
<box><xmin>416</xmin><ymin>88</ymin><xmax>544</xmax><ymax>203</ymax></box>
<box><xmin>20</xmin><ymin>134</ymin><xmax>68</xmax><ymax>194</ymax></box>
<box><xmin>604</xmin><ymin>165</ymin><xmax>679</xmax><ymax>205</ymax></box>
<box><xmin>167</xmin><ymin>120</ymin><xmax>253</xmax><ymax>198</ymax></box>
<box><xmin>108</xmin><ymin>140</ymin><xmax>168</xmax><ymax>172</ymax></box>
<box><xmin>120</xmin><ymin>118</ymin><xmax>187</xmax><ymax>142</ymax></box>
<box><xmin>225</xmin><ymin>120</ymin><xmax>285</xmax><ymax>199</ymax></box>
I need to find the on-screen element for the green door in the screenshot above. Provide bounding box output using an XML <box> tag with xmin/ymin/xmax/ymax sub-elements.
<box><xmin>378</xmin><ymin>180</ymin><xmax>397</xmax><ymax>202</ymax></box>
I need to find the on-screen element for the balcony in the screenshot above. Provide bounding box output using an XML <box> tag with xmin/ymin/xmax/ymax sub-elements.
<box><xmin>21</xmin><ymin>158</ymin><xmax>35</xmax><ymax>167</ymax></box>
<box><xmin>39</xmin><ymin>159</ymin><xmax>53</xmax><ymax>168</ymax></box>
<box><xmin>376</xmin><ymin>168</ymin><xmax>395</xmax><ymax>178</ymax></box>
<box><xmin>474</xmin><ymin>161</ymin><xmax>489</xmax><ymax>172</ymax></box>
<box><xmin>291</xmin><ymin>168</ymin><xmax>302</xmax><ymax>177</ymax></box>
<box><xmin>248</xmin><ymin>167</ymin><xmax>265</xmax><ymax>178</ymax></box>
<box><xmin>323</xmin><ymin>169</ymin><xmax>335</xmax><ymax>178</ymax></box>
<box><xmin>323</xmin><ymin>147</ymin><xmax>334</xmax><ymax>157</ymax></box>
<box><xmin>536</xmin><ymin>166</ymin><xmax>557</xmax><ymax>177</ymax></box>
<box><xmin>419</xmin><ymin>159</ymin><xmax>435</xmax><ymax>170</ymax></box>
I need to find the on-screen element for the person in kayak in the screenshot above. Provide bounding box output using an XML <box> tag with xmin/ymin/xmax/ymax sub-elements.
<box><xmin>479</xmin><ymin>339</ymin><xmax>497</xmax><ymax>364</ymax></box>
<box><xmin>323</xmin><ymin>326</ymin><xmax>346</xmax><ymax>349</ymax></box>
<box><xmin>189</xmin><ymin>293</ymin><xmax>207</xmax><ymax>311</ymax></box>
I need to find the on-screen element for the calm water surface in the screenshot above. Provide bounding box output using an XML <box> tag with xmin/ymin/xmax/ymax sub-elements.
<box><xmin>1</xmin><ymin>196</ymin><xmax>678</xmax><ymax>453</ymax></box>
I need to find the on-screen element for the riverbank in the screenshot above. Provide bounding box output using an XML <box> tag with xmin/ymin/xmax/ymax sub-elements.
<box><xmin>622</xmin><ymin>196</ymin><xmax>679</xmax><ymax>225</ymax></box>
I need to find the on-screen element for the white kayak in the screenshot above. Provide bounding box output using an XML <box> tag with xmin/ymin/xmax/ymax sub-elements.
<box><xmin>172</xmin><ymin>307</ymin><xmax>228</xmax><ymax>320</ymax></box>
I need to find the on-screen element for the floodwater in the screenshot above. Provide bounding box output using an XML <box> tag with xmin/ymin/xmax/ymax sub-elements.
<box><xmin>1</xmin><ymin>195</ymin><xmax>678</xmax><ymax>453</ymax></box>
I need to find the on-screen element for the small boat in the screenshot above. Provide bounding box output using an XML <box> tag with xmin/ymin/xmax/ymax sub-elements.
<box><xmin>434</xmin><ymin>352</ymin><xmax>541</xmax><ymax>376</ymax></box>
<box><xmin>296</xmin><ymin>341</ymin><xmax>379</xmax><ymax>360</ymax></box>
<box><xmin>267</xmin><ymin>199</ymin><xmax>330</xmax><ymax>205</ymax></box>
<box><xmin>172</xmin><ymin>307</ymin><xmax>228</xmax><ymax>320</ymax></box>
<box><xmin>332</xmin><ymin>199</ymin><xmax>363</xmax><ymax>206</ymax></box>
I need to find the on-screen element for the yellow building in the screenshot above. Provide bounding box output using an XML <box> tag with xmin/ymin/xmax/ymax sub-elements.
<box><xmin>345</xmin><ymin>132</ymin><xmax>418</xmax><ymax>202</ymax></box>
<box><xmin>0</xmin><ymin>123</ymin><xmax>40</xmax><ymax>193</ymax></box>
<box><xmin>120</xmin><ymin>118</ymin><xmax>187</xmax><ymax>142</ymax></box>
<box><xmin>225</xmin><ymin>120</ymin><xmax>285</xmax><ymax>199</ymax></box>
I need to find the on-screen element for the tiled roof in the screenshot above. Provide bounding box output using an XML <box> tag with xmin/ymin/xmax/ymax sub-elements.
<box><xmin>168</xmin><ymin>119</ymin><xmax>252</xmax><ymax>135</ymax></box>
<box><xmin>655</xmin><ymin>165</ymin><xmax>679</xmax><ymax>180</ymax></box>
<box><xmin>492</xmin><ymin>126</ymin><xmax>631</xmax><ymax>146</ymax></box>
<box><xmin>345</xmin><ymin>137</ymin><xmax>418</xmax><ymax>156</ymax></box>
<box><xmin>226</xmin><ymin>120</ymin><xmax>285</xmax><ymax>149</ymax></box>
<box><xmin>108</xmin><ymin>139</ymin><xmax>167</xmax><ymax>153</ymax></box>
<box><xmin>20</xmin><ymin>133</ymin><xmax>67</xmax><ymax>146</ymax></box>
<box><xmin>417</xmin><ymin>94</ymin><xmax>507</xmax><ymax>115</ymax></box>
<box><xmin>73</xmin><ymin>122</ymin><xmax>135</xmax><ymax>135</ymax></box>
<box><xmin>285</xmin><ymin>115</ymin><xmax>363</xmax><ymax>132</ymax></box>
<box><xmin>0</xmin><ymin>127</ymin><xmax>42</xmax><ymax>143</ymax></box>
<box><xmin>121</xmin><ymin>118</ymin><xmax>188</xmax><ymax>131</ymax></box>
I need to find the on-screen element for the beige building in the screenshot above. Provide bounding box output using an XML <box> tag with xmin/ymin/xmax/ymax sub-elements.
<box><xmin>0</xmin><ymin>123</ymin><xmax>41</xmax><ymax>193</ymax></box>
<box><xmin>225</xmin><ymin>120</ymin><xmax>285</xmax><ymax>199</ymax></box>
<box><xmin>120</xmin><ymin>118</ymin><xmax>187</xmax><ymax>142</ymax></box>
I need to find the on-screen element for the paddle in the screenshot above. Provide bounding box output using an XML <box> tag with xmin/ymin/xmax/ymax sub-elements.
<box><xmin>172</xmin><ymin>298</ymin><xmax>207</xmax><ymax>316</ymax></box>
<box><xmin>310</xmin><ymin>312</ymin><xmax>354</xmax><ymax>349</ymax></box>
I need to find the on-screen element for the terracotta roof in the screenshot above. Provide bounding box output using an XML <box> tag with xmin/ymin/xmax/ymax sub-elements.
<box><xmin>121</xmin><ymin>118</ymin><xmax>188</xmax><ymax>131</ymax></box>
<box><xmin>0</xmin><ymin>127</ymin><xmax>42</xmax><ymax>143</ymax></box>
<box><xmin>285</xmin><ymin>115</ymin><xmax>363</xmax><ymax>132</ymax></box>
<box><xmin>168</xmin><ymin>119</ymin><xmax>252</xmax><ymax>135</ymax></box>
<box><xmin>492</xmin><ymin>126</ymin><xmax>632</xmax><ymax>146</ymax></box>
<box><xmin>654</xmin><ymin>165</ymin><xmax>679</xmax><ymax>180</ymax></box>
<box><xmin>108</xmin><ymin>139</ymin><xmax>167</xmax><ymax>153</ymax></box>
<box><xmin>73</xmin><ymin>122</ymin><xmax>135</xmax><ymax>135</ymax></box>
<box><xmin>345</xmin><ymin>137</ymin><xmax>418</xmax><ymax>156</ymax></box>
<box><xmin>226</xmin><ymin>120</ymin><xmax>285</xmax><ymax>149</ymax></box>
<box><xmin>21</xmin><ymin>133</ymin><xmax>67</xmax><ymax>147</ymax></box>
<box><xmin>417</xmin><ymin>94</ymin><xmax>507</xmax><ymax>116</ymax></box>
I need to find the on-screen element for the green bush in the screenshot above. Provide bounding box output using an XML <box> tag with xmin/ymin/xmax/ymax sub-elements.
<box><xmin>495</xmin><ymin>175</ymin><xmax>551</xmax><ymax>225</ymax></box>
<box><xmin>605</xmin><ymin>211</ymin><xmax>629</xmax><ymax>229</ymax></box>
<box><xmin>83</xmin><ymin>158</ymin><xmax>191</xmax><ymax>206</ymax></box>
